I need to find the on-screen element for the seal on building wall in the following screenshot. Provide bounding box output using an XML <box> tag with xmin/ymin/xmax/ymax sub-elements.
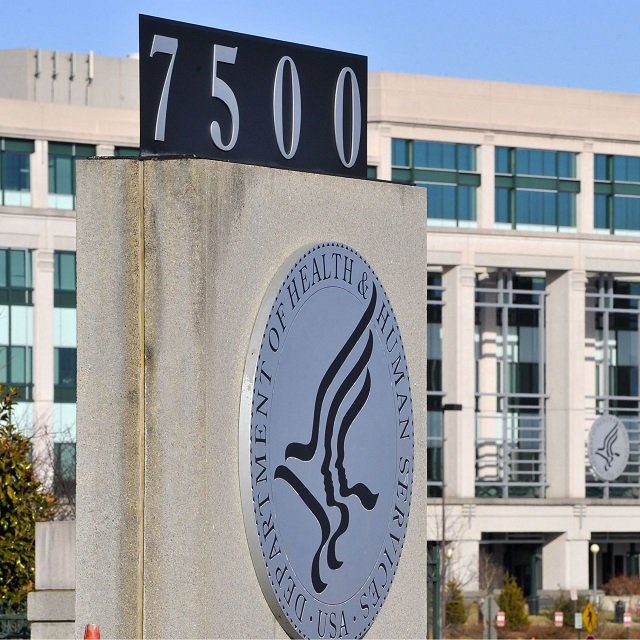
<box><xmin>240</xmin><ymin>242</ymin><xmax>414</xmax><ymax>639</ymax></box>
<box><xmin>587</xmin><ymin>414</ymin><xmax>630</xmax><ymax>482</ymax></box>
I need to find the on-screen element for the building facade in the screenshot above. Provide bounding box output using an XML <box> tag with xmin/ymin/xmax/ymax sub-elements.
<box><xmin>3</xmin><ymin>48</ymin><xmax>640</xmax><ymax>598</ymax></box>
<box><xmin>0</xmin><ymin>49</ymin><xmax>137</xmax><ymax>499</ymax></box>
<box><xmin>368</xmin><ymin>72</ymin><xmax>640</xmax><ymax>597</ymax></box>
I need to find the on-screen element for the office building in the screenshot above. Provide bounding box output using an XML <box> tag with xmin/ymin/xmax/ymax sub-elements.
<box><xmin>3</xmin><ymin>48</ymin><xmax>640</xmax><ymax>597</ymax></box>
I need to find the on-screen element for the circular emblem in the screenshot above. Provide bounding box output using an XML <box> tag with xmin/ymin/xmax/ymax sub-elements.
<box><xmin>240</xmin><ymin>243</ymin><xmax>414</xmax><ymax>639</ymax></box>
<box><xmin>588</xmin><ymin>415</ymin><xmax>630</xmax><ymax>482</ymax></box>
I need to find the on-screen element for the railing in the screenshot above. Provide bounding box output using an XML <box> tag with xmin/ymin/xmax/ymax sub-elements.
<box><xmin>0</xmin><ymin>603</ymin><xmax>29</xmax><ymax>639</ymax></box>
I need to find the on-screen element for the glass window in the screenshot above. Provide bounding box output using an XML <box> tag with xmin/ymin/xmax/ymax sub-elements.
<box><xmin>495</xmin><ymin>147</ymin><xmax>510</xmax><ymax>174</ymax></box>
<box><xmin>496</xmin><ymin>147</ymin><xmax>578</xmax><ymax>229</ymax></box>
<box><xmin>427</xmin><ymin>272</ymin><xmax>443</xmax><ymax>497</ymax></box>
<box><xmin>495</xmin><ymin>188</ymin><xmax>510</xmax><ymax>223</ymax></box>
<box><xmin>596</xmin><ymin>155</ymin><xmax>640</xmax><ymax>233</ymax></box>
<box><xmin>55</xmin><ymin>252</ymin><xmax>76</xmax><ymax>292</ymax></box>
<box><xmin>54</xmin><ymin>347</ymin><xmax>77</xmax><ymax>387</ymax></box>
<box><xmin>595</xmin><ymin>154</ymin><xmax>608</xmax><ymax>181</ymax></box>
<box><xmin>48</xmin><ymin>142</ymin><xmax>96</xmax><ymax>209</ymax></box>
<box><xmin>0</xmin><ymin>138</ymin><xmax>33</xmax><ymax>207</ymax></box>
<box><xmin>391</xmin><ymin>139</ymin><xmax>409</xmax><ymax>167</ymax></box>
<box><xmin>114</xmin><ymin>147</ymin><xmax>139</xmax><ymax>157</ymax></box>
<box><xmin>476</xmin><ymin>271</ymin><xmax>546</xmax><ymax>498</ymax></box>
<box><xmin>586</xmin><ymin>277</ymin><xmax>640</xmax><ymax>498</ymax></box>
<box><xmin>392</xmin><ymin>139</ymin><xmax>479</xmax><ymax>226</ymax></box>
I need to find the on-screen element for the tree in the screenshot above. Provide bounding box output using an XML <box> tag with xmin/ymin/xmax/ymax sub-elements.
<box><xmin>446</xmin><ymin>578</ymin><xmax>468</xmax><ymax>626</ymax></box>
<box><xmin>0</xmin><ymin>386</ymin><xmax>56</xmax><ymax>604</ymax></box>
<box><xmin>497</xmin><ymin>572</ymin><xmax>528</xmax><ymax>630</ymax></box>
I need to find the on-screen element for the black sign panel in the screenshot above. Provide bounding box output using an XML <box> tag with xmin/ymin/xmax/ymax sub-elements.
<box><xmin>139</xmin><ymin>15</ymin><xmax>367</xmax><ymax>178</ymax></box>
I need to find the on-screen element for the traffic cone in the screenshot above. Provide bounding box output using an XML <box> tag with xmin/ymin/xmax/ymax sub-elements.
<box><xmin>84</xmin><ymin>624</ymin><xmax>101</xmax><ymax>639</ymax></box>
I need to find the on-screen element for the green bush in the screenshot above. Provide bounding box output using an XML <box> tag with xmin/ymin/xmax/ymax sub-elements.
<box><xmin>446</xmin><ymin>578</ymin><xmax>468</xmax><ymax>626</ymax></box>
<box><xmin>497</xmin><ymin>572</ymin><xmax>528</xmax><ymax>630</ymax></box>
<box><xmin>547</xmin><ymin>591</ymin><xmax>590</xmax><ymax>627</ymax></box>
<box><xmin>0</xmin><ymin>386</ymin><xmax>56</xmax><ymax>605</ymax></box>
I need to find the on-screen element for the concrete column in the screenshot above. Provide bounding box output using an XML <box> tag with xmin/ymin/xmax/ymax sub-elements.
<box><xmin>96</xmin><ymin>144</ymin><xmax>115</xmax><ymax>157</ymax></box>
<box><xmin>32</xmin><ymin>249</ymin><xmax>55</xmax><ymax>488</ymax></box>
<box><xmin>442</xmin><ymin>265</ymin><xmax>477</xmax><ymax>498</ymax></box>
<box><xmin>542</xmin><ymin>534</ymin><xmax>590</xmax><ymax>591</ymax></box>
<box><xmin>451</xmin><ymin>539</ymin><xmax>480</xmax><ymax>591</ymax></box>
<box><xmin>578</xmin><ymin>143</ymin><xmax>594</xmax><ymax>234</ymax></box>
<box><xmin>546</xmin><ymin>270</ymin><xmax>587</xmax><ymax>498</ymax></box>
<box><xmin>30</xmin><ymin>140</ymin><xmax>48</xmax><ymax>209</ymax></box>
<box><xmin>478</xmin><ymin>137</ymin><xmax>495</xmax><ymax>229</ymax></box>
<box><xmin>377</xmin><ymin>125</ymin><xmax>392</xmax><ymax>181</ymax></box>
<box><xmin>477</xmin><ymin>305</ymin><xmax>498</xmax><ymax>480</ymax></box>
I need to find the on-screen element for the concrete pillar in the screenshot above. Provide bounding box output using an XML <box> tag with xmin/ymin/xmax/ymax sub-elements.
<box><xmin>32</xmin><ymin>248</ymin><xmax>54</xmax><ymax>488</ymax></box>
<box><xmin>377</xmin><ymin>125</ymin><xmax>392</xmax><ymax>182</ymax></box>
<box><xmin>477</xmin><ymin>305</ymin><xmax>498</xmax><ymax>480</ymax></box>
<box><xmin>578</xmin><ymin>144</ymin><xmax>594</xmax><ymax>234</ymax></box>
<box><xmin>451</xmin><ymin>539</ymin><xmax>480</xmax><ymax>591</ymax></box>
<box><xmin>96</xmin><ymin>144</ymin><xmax>115</xmax><ymax>157</ymax></box>
<box><xmin>546</xmin><ymin>270</ymin><xmax>586</xmax><ymax>498</ymax></box>
<box><xmin>542</xmin><ymin>534</ymin><xmax>590</xmax><ymax>591</ymax></box>
<box><xmin>31</xmin><ymin>140</ymin><xmax>48</xmax><ymax>209</ymax></box>
<box><xmin>442</xmin><ymin>265</ymin><xmax>476</xmax><ymax>498</ymax></box>
<box><xmin>478</xmin><ymin>137</ymin><xmax>495</xmax><ymax>229</ymax></box>
<box><xmin>76</xmin><ymin>158</ymin><xmax>427</xmax><ymax>639</ymax></box>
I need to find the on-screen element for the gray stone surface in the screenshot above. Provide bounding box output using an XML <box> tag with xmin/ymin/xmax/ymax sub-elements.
<box><xmin>76</xmin><ymin>158</ymin><xmax>142</xmax><ymax>639</ymax></box>
<box><xmin>77</xmin><ymin>158</ymin><xmax>426</xmax><ymax>639</ymax></box>
<box><xmin>30</xmin><ymin>622</ymin><xmax>75</xmax><ymax>640</ymax></box>
<box><xmin>27</xmin><ymin>590</ymin><xmax>74</xmax><ymax>621</ymax></box>
<box><xmin>35</xmin><ymin>521</ymin><xmax>75</xmax><ymax>591</ymax></box>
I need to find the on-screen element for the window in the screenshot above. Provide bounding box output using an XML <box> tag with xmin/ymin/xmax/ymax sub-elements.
<box><xmin>586</xmin><ymin>276</ymin><xmax>640</xmax><ymax>498</ymax></box>
<box><xmin>0</xmin><ymin>138</ymin><xmax>33</xmax><ymax>207</ymax></box>
<box><xmin>427</xmin><ymin>272</ymin><xmax>444</xmax><ymax>497</ymax></box>
<box><xmin>114</xmin><ymin>147</ymin><xmax>139</xmax><ymax>158</ymax></box>
<box><xmin>475</xmin><ymin>271</ymin><xmax>546</xmax><ymax>498</ymax></box>
<box><xmin>594</xmin><ymin>154</ymin><xmax>640</xmax><ymax>234</ymax></box>
<box><xmin>495</xmin><ymin>147</ymin><xmax>579</xmax><ymax>230</ymax></box>
<box><xmin>367</xmin><ymin>165</ymin><xmax>377</xmax><ymax>180</ymax></box>
<box><xmin>53</xmin><ymin>250</ymin><xmax>77</xmax><ymax>499</ymax></box>
<box><xmin>0</xmin><ymin>249</ymin><xmax>33</xmax><ymax>405</ymax></box>
<box><xmin>391</xmin><ymin>139</ymin><xmax>479</xmax><ymax>227</ymax></box>
<box><xmin>54</xmin><ymin>251</ymin><xmax>76</xmax><ymax>403</ymax></box>
<box><xmin>48</xmin><ymin>142</ymin><xmax>95</xmax><ymax>210</ymax></box>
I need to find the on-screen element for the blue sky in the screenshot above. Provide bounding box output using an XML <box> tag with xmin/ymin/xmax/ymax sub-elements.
<box><xmin>4</xmin><ymin>0</ymin><xmax>640</xmax><ymax>93</ymax></box>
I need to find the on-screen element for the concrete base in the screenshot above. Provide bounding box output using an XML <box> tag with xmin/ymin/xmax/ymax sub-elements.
<box><xmin>76</xmin><ymin>159</ymin><xmax>427</xmax><ymax>639</ymax></box>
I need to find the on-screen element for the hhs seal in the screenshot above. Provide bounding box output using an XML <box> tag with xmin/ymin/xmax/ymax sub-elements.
<box><xmin>240</xmin><ymin>243</ymin><xmax>413</xmax><ymax>639</ymax></box>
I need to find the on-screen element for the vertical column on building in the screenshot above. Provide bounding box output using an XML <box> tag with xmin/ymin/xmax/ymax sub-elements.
<box><xmin>578</xmin><ymin>143</ymin><xmax>594</xmax><ymax>234</ymax></box>
<box><xmin>452</xmin><ymin>538</ymin><xmax>480</xmax><ymax>591</ymax></box>
<box><xmin>477</xmin><ymin>304</ymin><xmax>498</xmax><ymax>480</ymax></box>
<box><xmin>375</xmin><ymin>125</ymin><xmax>392</xmax><ymax>181</ymax></box>
<box><xmin>30</xmin><ymin>140</ymin><xmax>48</xmax><ymax>209</ymax></box>
<box><xmin>442</xmin><ymin>265</ymin><xmax>476</xmax><ymax>498</ymax></box>
<box><xmin>542</xmin><ymin>533</ymin><xmax>590</xmax><ymax>591</ymax></box>
<box><xmin>546</xmin><ymin>270</ymin><xmax>586</xmax><ymax>498</ymax></box>
<box><xmin>32</xmin><ymin>249</ymin><xmax>55</xmax><ymax>488</ymax></box>
<box><xmin>96</xmin><ymin>144</ymin><xmax>115</xmax><ymax>157</ymax></box>
<box><xmin>478</xmin><ymin>135</ymin><xmax>495</xmax><ymax>229</ymax></box>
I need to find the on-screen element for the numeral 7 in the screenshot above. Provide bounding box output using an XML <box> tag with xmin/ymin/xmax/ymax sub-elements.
<box><xmin>150</xmin><ymin>35</ymin><xmax>178</xmax><ymax>142</ymax></box>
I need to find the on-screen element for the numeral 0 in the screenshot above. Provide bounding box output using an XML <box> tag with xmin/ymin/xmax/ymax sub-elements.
<box><xmin>149</xmin><ymin>35</ymin><xmax>362</xmax><ymax>167</ymax></box>
<box><xmin>334</xmin><ymin>67</ymin><xmax>361</xmax><ymax>168</ymax></box>
<box><xmin>273</xmin><ymin>56</ymin><xmax>301</xmax><ymax>160</ymax></box>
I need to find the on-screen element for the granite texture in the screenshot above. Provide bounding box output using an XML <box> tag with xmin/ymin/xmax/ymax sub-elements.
<box><xmin>77</xmin><ymin>158</ymin><xmax>426</xmax><ymax>639</ymax></box>
<box><xmin>27</xmin><ymin>590</ymin><xmax>75</xmax><ymax>621</ymax></box>
<box><xmin>76</xmin><ymin>158</ymin><xmax>142</xmax><ymax>639</ymax></box>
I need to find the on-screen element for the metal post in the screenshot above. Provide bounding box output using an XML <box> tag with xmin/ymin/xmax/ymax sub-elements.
<box><xmin>433</xmin><ymin>546</ymin><xmax>441</xmax><ymax>640</ymax></box>
<box><xmin>590</xmin><ymin>543</ymin><xmax>600</xmax><ymax>604</ymax></box>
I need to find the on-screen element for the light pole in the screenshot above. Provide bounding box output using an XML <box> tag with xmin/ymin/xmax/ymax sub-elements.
<box><xmin>590</xmin><ymin>543</ymin><xmax>600</xmax><ymax>604</ymax></box>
